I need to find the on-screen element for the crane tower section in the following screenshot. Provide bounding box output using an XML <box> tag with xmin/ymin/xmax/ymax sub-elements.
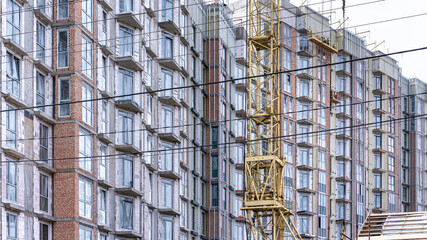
<box><xmin>242</xmin><ymin>0</ymin><xmax>301</xmax><ymax>239</ymax></box>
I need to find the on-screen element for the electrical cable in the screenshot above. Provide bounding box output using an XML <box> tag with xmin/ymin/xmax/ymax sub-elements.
<box><xmin>3</xmin><ymin>111</ymin><xmax>423</xmax><ymax>165</ymax></box>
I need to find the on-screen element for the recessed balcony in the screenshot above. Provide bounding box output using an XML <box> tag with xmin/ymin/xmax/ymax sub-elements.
<box><xmin>115</xmin><ymin>56</ymin><xmax>143</xmax><ymax>71</ymax></box>
<box><xmin>34</xmin><ymin>8</ymin><xmax>52</xmax><ymax>25</ymax></box>
<box><xmin>116</xmin><ymin>12</ymin><xmax>143</xmax><ymax>30</ymax></box>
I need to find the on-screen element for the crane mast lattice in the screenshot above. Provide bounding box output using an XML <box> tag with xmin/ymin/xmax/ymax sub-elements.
<box><xmin>242</xmin><ymin>0</ymin><xmax>302</xmax><ymax>239</ymax></box>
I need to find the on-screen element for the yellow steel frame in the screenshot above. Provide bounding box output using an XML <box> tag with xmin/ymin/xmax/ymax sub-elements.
<box><xmin>243</xmin><ymin>0</ymin><xmax>301</xmax><ymax>239</ymax></box>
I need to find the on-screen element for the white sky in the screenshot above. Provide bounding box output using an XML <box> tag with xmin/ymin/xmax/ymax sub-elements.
<box><xmin>229</xmin><ymin>0</ymin><xmax>427</xmax><ymax>81</ymax></box>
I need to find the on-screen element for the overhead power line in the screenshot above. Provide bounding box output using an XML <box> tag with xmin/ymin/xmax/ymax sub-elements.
<box><xmin>1</xmin><ymin>111</ymin><xmax>423</xmax><ymax>165</ymax></box>
<box><xmin>2</xmin><ymin>45</ymin><xmax>426</xmax><ymax>113</ymax></box>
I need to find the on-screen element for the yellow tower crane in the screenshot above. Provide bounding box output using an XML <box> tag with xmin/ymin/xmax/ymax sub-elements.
<box><xmin>241</xmin><ymin>0</ymin><xmax>301</xmax><ymax>239</ymax></box>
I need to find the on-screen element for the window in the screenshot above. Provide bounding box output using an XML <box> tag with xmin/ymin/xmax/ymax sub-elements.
<box><xmin>161</xmin><ymin>32</ymin><xmax>173</xmax><ymax>58</ymax></box>
<box><xmin>148</xmin><ymin>211</ymin><xmax>153</xmax><ymax>240</ymax></box>
<box><xmin>59</xmin><ymin>78</ymin><xmax>70</xmax><ymax>116</ymax></box>
<box><xmin>99</xmin><ymin>189</ymin><xmax>107</xmax><ymax>225</ymax></box>
<box><xmin>40</xmin><ymin>174</ymin><xmax>48</xmax><ymax>212</ymax></box>
<box><xmin>221</xmin><ymin>44</ymin><xmax>226</xmax><ymax>68</ymax></box>
<box><xmin>118</xmin><ymin>68</ymin><xmax>133</xmax><ymax>100</ymax></box>
<box><xmin>318</xmin><ymin>108</ymin><xmax>326</xmax><ymax>125</ymax></box>
<box><xmin>82</xmin><ymin>84</ymin><xmax>93</xmax><ymax>125</ymax></box>
<box><xmin>39</xmin><ymin>124</ymin><xmax>49</xmax><ymax>161</ymax></box>
<box><xmin>58</xmin><ymin>29</ymin><xmax>69</xmax><ymax>68</ymax></box>
<box><xmin>36</xmin><ymin>22</ymin><xmax>46</xmax><ymax>62</ymax></box>
<box><xmin>162</xmin><ymin>217</ymin><xmax>174</xmax><ymax>240</ymax></box>
<box><xmin>6</xmin><ymin>53</ymin><xmax>20</xmax><ymax>97</ymax></box>
<box><xmin>100</xmin><ymin>100</ymin><xmax>107</xmax><ymax>133</ymax></box>
<box><xmin>318</xmin><ymin>216</ymin><xmax>326</xmax><ymax>237</ymax></box>
<box><xmin>101</xmin><ymin>12</ymin><xmax>107</xmax><ymax>40</ymax></box>
<box><xmin>284</xmin><ymin>24</ymin><xmax>291</xmax><ymax>46</ymax></box>
<box><xmin>99</xmin><ymin>234</ymin><xmax>107</xmax><ymax>240</ymax></box>
<box><xmin>119</xmin><ymin>0</ymin><xmax>133</xmax><ymax>12</ymax></box>
<box><xmin>299</xmin><ymin>216</ymin><xmax>309</xmax><ymax>234</ymax></box>
<box><xmin>7</xmin><ymin>0</ymin><xmax>20</xmax><ymax>44</ymax></box>
<box><xmin>357</xmin><ymin>81</ymin><xmax>363</xmax><ymax>99</ymax></box>
<box><xmin>119</xmin><ymin>26</ymin><xmax>133</xmax><ymax>56</ymax></box>
<box><xmin>79</xmin><ymin>129</ymin><xmax>92</xmax><ymax>171</ymax></box>
<box><xmin>6</xmin><ymin>106</ymin><xmax>17</xmax><ymax>149</ymax></box>
<box><xmin>180</xmin><ymin>43</ymin><xmax>186</xmax><ymax>68</ymax></box>
<box><xmin>162</xmin><ymin>179</ymin><xmax>173</xmax><ymax>208</ymax></box>
<box><xmin>388</xmin><ymin>156</ymin><xmax>395</xmax><ymax>172</ymax></box>
<box><xmin>161</xmin><ymin>69</ymin><xmax>173</xmax><ymax>96</ymax></box>
<box><xmin>318</xmin><ymin>193</ymin><xmax>326</xmax><ymax>215</ymax></box>
<box><xmin>161</xmin><ymin>0</ymin><xmax>173</xmax><ymax>21</ymax></box>
<box><xmin>374</xmin><ymin>134</ymin><xmax>381</xmax><ymax>149</ymax></box>
<box><xmin>82</xmin><ymin>0</ymin><xmax>92</xmax><ymax>32</ymax></box>
<box><xmin>318</xmin><ymin>151</ymin><xmax>326</xmax><ymax>170</ymax></box>
<box><xmin>374</xmin><ymin>174</ymin><xmax>381</xmax><ymax>188</ymax></box>
<box><xmin>357</xmin><ymin>61</ymin><xmax>364</xmax><ymax>78</ymax></box>
<box><xmin>40</xmin><ymin>223</ymin><xmax>49</xmax><ymax>240</ymax></box>
<box><xmin>180</xmin><ymin>201</ymin><xmax>186</xmax><ymax>227</ymax></box>
<box><xmin>118</xmin><ymin>111</ymin><xmax>133</xmax><ymax>144</ymax></box>
<box><xmin>374</xmin><ymin>193</ymin><xmax>381</xmax><ymax>208</ymax></box>
<box><xmin>299</xmin><ymin>193</ymin><xmax>309</xmax><ymax>211</ymax></box>
<box><xmin>118</xmin><ymin>155</ymin><xmax>133</xmax><ymax>187</ymax></box>
<box><xmin>161</xmin><ymin>105</ymin><xmax>173</xmax><ymax>133</ymax></box>
<box><xmin>374</xmin><ymin>114</ymin><xmax>381</xmax><ymax>129</ymax></box>
<box><xmin>284</xmin><ymin>74</ymin><xmax>291</xmax><ymax>92</ymax></box>
<box><xmin>318</xmin><ymin>171</ymin><xmax>326</xmax><ymax>193</ymax></box>
<box><xmin>374</xmin><ymin>75</ymin><xmax>381</xmax><ymax>89</ymax></box>
<box><xmin>357</xmin><ymin>183</ymin><xmax>364</xmax><ymax>203</ymax></box>
<box><xmin>7</xmin><ymin>213</ymin><xmax>17</xmax><ymax>240</ymax></box>
<box><xmin>99</xmin><ymin>144</ymin><xmax>107</xmax><ymax>180</ymax></box>
<box><xmin>337</xmin><ymin>77</ymin><xmax>345</xmax><ymax>92</ymax></box>
<box><xmin>146</xmin><ymin>56</ymin><xmax>152</xmax><ymax>86</ymax></box>
<box><xmin>79</xmin><ymin>177</ymin><xmax>92</xmax><ymax>219</ymax></box>
<box><xmin>146</xmin><ymin>134</ymin><xmax>152</xmax><ymax>164</ymax></box>
<box><xmin>236</xmin><ymin>171</ymin><xmax>244</xmax><ymax>190</ymax></box>
<box><xmin>337</xmin><ymin>161</ymin><xmax>344</xmax><ymax>177</ymax></box>
<box><xmin>388</xmin><ymin>136</ymin><xmax>394</xmax><ymax>153</ymax></box>
<box><xmin>299</xmin><ymin>80</ymin><xmax>309</xmax><ymax>96</ymax></box>
<box><xmin>159</xmin><ymin>142</ymin><xmax>173</xmax><ymax>171</ymax></box>
<box><xmin>388</xmin><ymin>175</ymin><xmax>395</xmax><ymax>191</ymax></box>
<box><xmin>299</xmin><ymin>170</ymin><xmax>309</xmax><ymax>189</ymax></box>
<box><xmin>58</xmin><ymin>0</ymin><xmax>69</xmax><ymax>19</ymax></box>
<box><xmin>389</xmin><ymin>193</ymin><xmax>395</xmax><ymax>211</ymax></box>
<box><xmin>81</xmin><ymin>36</ymin><xmax>93</xmax><ymax>79</ymax></box>
<box><xmin>211</xmin><ymin>127</ymin><xmax>218</xmax><ymax>149</ymax></box>
<box><xmin>299</xmin><ymin>148</ymin><xmax>309</xmax><ymax>166</ymax></box>
<box><xmin>6</xmin><ymin>160</ymin><xmax>17</xmax><ymax>202</ymax></box>
<box><xmin>211</xmin><ymin>184</ymin><xmax>219</xmax><ymax>206</ymax></box>
<box><xmin>119</xmin><ymin>197</ymin><xmax>133</xmax><ymax>229</ymax></box>
<box><xmin>374</xmin><ymin>154</ymin><xmax>381</xmax><ymax>169</ymax></box>
<box><xmin>211</xmin><ymin>156</ymin><xmax>218</xmax><ymax>178</ymax></box>
<box><xmin>337</xmin><ymin>183</ymin><xmax>346</xmax><ymax>199</ymax></box>
<box><xmin>284</xmin><ymin>49</ymin><xmax>291</xmax><ymax>69</ymax></box>
<box><xmin>148</xmin><ymin>173</ymin><xmax>153</xmax><ymax>202</ymax></box>
<box><xmin>36</xmin><ymin>72</ymin><xmax>46</xmax><ymax>110</ymax></box>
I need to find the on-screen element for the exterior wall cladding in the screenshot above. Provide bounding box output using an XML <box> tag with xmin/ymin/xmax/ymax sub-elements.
<box><xmin>0</xmin><ymin>0</ymin><xmax>426</xmax><ymax>240</ymax></box>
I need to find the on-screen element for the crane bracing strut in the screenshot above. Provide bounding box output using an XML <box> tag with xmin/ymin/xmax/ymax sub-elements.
<box><xmin>241</xmin><ymin>0</ymin><xmax>302</xmax><ymax>239</ymax></box>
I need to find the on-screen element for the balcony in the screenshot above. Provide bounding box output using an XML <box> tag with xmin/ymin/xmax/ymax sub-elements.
<box><xmin>372</xmin><ymin>187</ymin><xmax>386</xmax><ymax>193</ymax></box>
<box><xmin>235</xmin><ymin>82</ymin><xmax>249</xmax><ymax>92</ymax></box>
<box><xmin>372</xmin><ymin>167</ymin><xmax>386</xmax><ymax>174</ymax></box>
<box><xmin>297</xmin><ymin>118</ymin><xmax>314</xmax><ymax>125</ymax></box>
<box><xmin>372</xmin><ymin>59</ymin><xmax>386</xmax><ymax>75</ymax></box>
<box><xmin>36</xmin><ymin>161</ymin><xmax>56</xmax><ymax>174</ymax></box>
<box><xmin>34</xmin><ymin>110</ymin><xmax>56</xmax><ymax>124</ymax></box>
<box><xmin>336</xmin><ymin>132</ymin><xmax>351</xmax><ymax>140</ymax></box>
<box><xmin>297</xmin><ymin>210</ymin><xmax>315</xmax><ymax>216</ymax></box>
<box><xmin>372</xmin><ymin>87</ymin><xmax>386</xmax><ymax>95</ymax></box>
<box><xmin>34</xmin><ymin>59</ymin><xmax>53</xmax><ymax>74</ymax></box>
<box><xmin>115</xmin><ymin>187</ymin><xmax>143</xmax><ymax>197</ymax></box>
<box><xmin>158</xmin><ymin>58</ymin><xmax>181</xmax><ymax>71</ymax></box>
<box><xmin>115</xmin><ymin>99</ymin><xmax>143</xmax><ymax>113</ymax></box>
<box><xmin>158</xmin><ymin>95</ymin><xmax>181</xmax><ymax>107</ymax></box>
<box><xmin>98</xmin><ymin>133</ymin><xmax>113</xmax><ymax>144</ymax></box>
<box><xmin>34</xmin><ymin>8</ymin><xmax>52</xmax><ymax>25</ymax></box>
<box><xmin>2</xmin><ymin>147</ymin><xmax>25</xmax><ymax>160</ymax></box>
<box><xmin>115</xmin><ymin>230</ymin><xmax>142</xmax><ymax>238</ymax></box>
<box><xmin>98</xmin><ymin>0</ymin><xmax>113</xmax><ymax>12</ymax></box>
<box><xmin>100</xmin><ymin>44</ymin><xmax>114</xmax><ymax>56</ymax></box>
<box><xmin>297</xmin><ymin>188</ymin><xmax>315</xmax><ymax>194</ymax></box>
<box><xmin>4</xmin><ymin>202</ymin><xmax>25</xmax><ymax>212</ymax></box>
<box><xmin>372</xmin><ymin>127</ymin><xmax>386</xmax><ymax>134</ymax></box>
<box><xmin>115</xmin><ymin>56</ymin><xmax>143</xmax><ymax>71</ymax></box>
<box><xmin>372</xmin><ymin>148</ymin><xmax>386</xmax><ymax>154</ymax></box>
<box><xmin>297</xmin><ymin>42</ymin><xmax>314</xmax><ymax>57</ymax></box>
<box><xmin>335</xmin><ymin>176</ymin><xmax>351</xmax><ymax>182</ymax></box>
<box><xmin>2</xmin><ymin>92</ymin><xmax>27</xmax><ymax>108</ymax></box>
<box><xmin>158</xmin><ymin>132</ymin><xmax>181</xmax><ymax>143</ymax></box>
<box><xmin>116</xmin><ymin>12</ymin><xmax>143</xmax><ymax>29</ymax></box>
<box><xmin>336</xmin><ymin>196</ymin><xmax>351</xmax><ymax>203</ymax></box>
<box><xmin>98</xmin><ymin>179</ymin><xmax>113</xmax><ymax>189</ymax></box>
<box><xmin>115</xmin><ymin>144</ymin><xmax>141</xmax><ymax>154</ymax></box>
<box><xmin>159</xmin><ymin>20</ymin><xmax>181</xmax><ymax>35</ymax></box>
<box><xmin>3</xmin><ymin>38</ymin><xmax>27</xmax><ymax>57</ymax></box>
<box><xmin>335</xmin><ymin>155</ymin><xmax>351</xmax><ymax>162</ymax></box>
<box><xmin>37</xmin><ymin>213</ymin><xmax>55</xmax><ymax>222</ymax></box>
<box><xmin>297</xmin><ymin>141</ymin><xmax>313</xmax><ymax>148</ymax></box>
<box><xmin>336</xmin><ymin>112</ymin><xmax>351</xmax><ymax>119</ymax></box>
<box><xmin>297</xmin><ymin>95</ymin><xmax>314</xmax><ymax>103</ymax></box>
<box><xmin>158</xmin><ymin>207</ymin><xmax>180</xmax><ymax>216</ymax></box>
<box><xmin>158</xmin><ymin>170</ymin><xmax>181</xmax><ymax>180</ymax></box>
<box><xmin>296</xmin><ymin>69</ymin><xmax>314</xmax><ymax>80</ymax></box>
<box><xmin>336</xmin><ymin>65</ymin><xmax>351</xmax><ymax>77</ymax></box>
<box><xmin>296</xmin><ymin>164</ymin><xmax>313</xmax><ymax>171</ymax></box>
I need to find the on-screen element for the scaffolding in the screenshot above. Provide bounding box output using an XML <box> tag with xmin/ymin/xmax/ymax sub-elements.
<box><xmin>242</xmin><ymin>0</ymin><xmax>301</xmax><ymax>239</ymax></box>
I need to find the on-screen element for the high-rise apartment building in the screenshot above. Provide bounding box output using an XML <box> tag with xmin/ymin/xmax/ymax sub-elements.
<box><xmin>0</xmin><ymin>0</ymin><xmax>426</xmax><ymax>240</ymax></box>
